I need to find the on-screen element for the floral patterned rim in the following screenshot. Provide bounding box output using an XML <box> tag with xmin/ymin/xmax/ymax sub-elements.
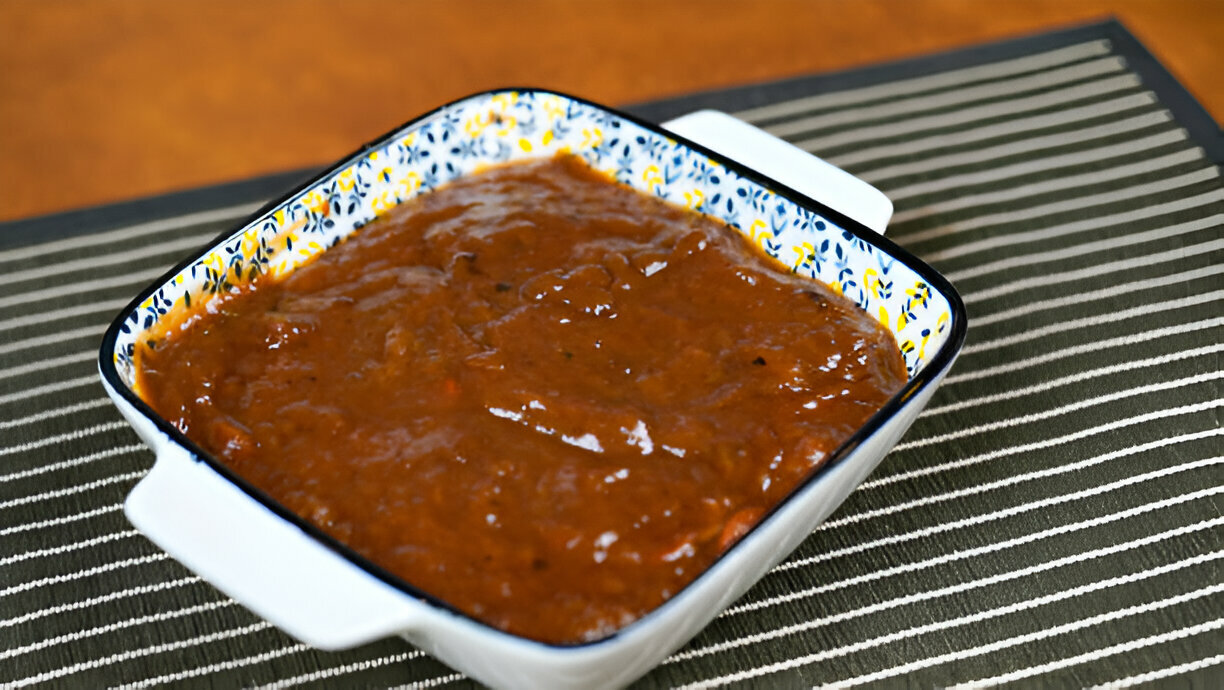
<box><xmin>111</xmin><ymin>90</ymin><xmax>953</xmax><ymax>382</ymax></box>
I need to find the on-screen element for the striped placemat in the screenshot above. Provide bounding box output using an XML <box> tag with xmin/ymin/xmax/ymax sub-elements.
<box><xmin>2</xmin><ymin>19</ymin><xmax>1221</xmax><ymax>688</ymax></box>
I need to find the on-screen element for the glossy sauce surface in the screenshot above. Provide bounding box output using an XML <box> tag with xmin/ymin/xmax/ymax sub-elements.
<box><xmin>136</xmin><ymin>155</ymin><xmax>907</xmax><ymax>643</ymax></box>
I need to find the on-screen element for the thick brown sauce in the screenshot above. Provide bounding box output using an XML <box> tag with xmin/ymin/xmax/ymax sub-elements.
<box><xmin>136</xmin><ymin>155</ymin><xmax>907</xmax><ymax>644</ymax></box>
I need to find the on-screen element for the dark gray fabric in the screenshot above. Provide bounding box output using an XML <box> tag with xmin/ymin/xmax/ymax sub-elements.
<box><xmin>1</xmin><ymin>21</ymin><xmax>1221</xmax><ymax>689</ymax></box>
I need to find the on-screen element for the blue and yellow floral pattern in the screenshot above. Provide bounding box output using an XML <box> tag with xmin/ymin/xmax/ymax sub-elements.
<box><xmin>114</xmin><ymin>90</ymin><xmax>953</xmax><ymax>382</ymax></box>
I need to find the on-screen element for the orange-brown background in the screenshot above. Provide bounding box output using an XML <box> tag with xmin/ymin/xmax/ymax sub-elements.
<box><xmin>1</xmin><ymin>0</ymin><xmax>1220</xmax><ymax>222</ymax></box>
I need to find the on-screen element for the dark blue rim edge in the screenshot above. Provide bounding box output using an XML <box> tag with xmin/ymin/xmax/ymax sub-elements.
<box><xmin>97</xmin><ymin>86</ymin><xmax>968</xmax><ymax>650</ymax></box>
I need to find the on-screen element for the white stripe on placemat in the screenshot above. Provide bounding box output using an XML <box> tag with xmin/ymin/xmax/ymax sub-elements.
<box><xmin>0</xmin><ymin>398</ymin><xmax>112</xmax><ymax>432</ymax></box>
<box><xmin>864</xmin><ymin>399</ymin><xmax>1222</xmax><ymax>490</ymax></box>
<box><xmin>0</xmin><ymin>444</ymin><xmax>139</xmax><ymax>483</ymax></box>
<box><xmin>680</xmin><ymin>560</ymin><xmax>1223</xmax><ymax>688</ymax></box>
<box><xmin>0</xmin><ymin>264</ymin><xmax>169</xmax><ymax>310</ymax></box>
<box><xmin>820</xmin><ymin>457</ymin><xmax>1221</xmax><ymax>566</ymax></box>
<box><xmin>881</xmin><ymin>126</ymin><xmax>1185</xmax><ymax>197</ymax></box>
<box><xmin>965</xmin><ymin>237</ymin><xmax>1224</xmax><ymax>303</ymax></box>
<box><xmin>0</xmin><ymin>530</ymin><xmax>138</xmax><ymax>567</ymax></box>
<box><xmin>947</xmin><ymin>618</ymin><xmax>1224</xmax><ymax>689</ymax></box>
<box><xmin>777</xmin><ymin>435</ymin><xmax>1221</xmax><ymax>573</ymax></box>
<box><xmin>945</xmin><ymin>317</ymin><xmax>1224</xmax><ymax>384</ymax></box>
<box><xmin>112</xmin><ymin>644</ymin><xmax>313</xmax><ymax>690</ymax></box>
<box><xmin>0</xmin><ymin>324</ymin><xmax>105</xmax><ymax>357</ymax></box>
<box><xmin>726</xmin><ymin>481</ymin><xmax>1222</xmax><ymax>621</ymax></box>
<box><xmin>679</xmin><ymin>546</ymin><xmax>1221</xmax><ymax>664</ymax></box>
<box><xmin>0</xmin><ymin>234</ymin><xmax>219</xmax><ymax>288</ymax></box>
<box><xmin>0</xmin><ymin>339</ymin><xmax>108</xmax><ymax>378</ymax></box>
<box><xmin>968</xmin><ymin>265</ymin><xmax>1224</xmax><ymax>329</ymax></box>
<box><xmin>961</xmin><ymin>291</ymin><xmax>1224</xmax><ymax>356</ymax></box>
<box><xmin>0</xmin><ymin>420</ymin><xmax>130</xmax><ymax>458</ymax></box>
<box><xmin>0</xmin><ymin>576</ymin><xmax>200</xmax><ymax>629</ymax></box>
<box><xmin>0</xmin><ymin>470</ymin><xmax>144</xmax><ymax>513</ymax></box>
<box><xmin>0</xmin><ymin>202</ymin><xmax>262</xmax><ymax>265</ymax></box>
<box><xmin>946</xmin><ymin>214</ymin><xmax>1224</xmax><ymax>282</ymax></box>
<box><xmin>1091</xmin><ymin>655</ymin><xmax>1224</xmax><ymax>688</ymax></box>
<box><xmin>0</xmin><ymin>374</ymin><xmax>99</xmax><ymax>406</ymax></box>
<box><xmin>249</xmin><ymin>652</ymin><xmax>424</xmax><ymax>690</ymax></box>
<box><xmin>0</xmin><ymin>298</ymin><xmax>130</xmax><ymax>334</ymax></box>
<box><xmin>734</xmin><ymin>40</ymin><xmax>1111</xmax><ymax>122</ymax></box>
<box><xmin>0</xmin><ymin>599</ymin><xmax>238</xmax><ymax>661</ymax></box>
<box><xmin>926</xmin><ymin>188</ymin><xmax>1224</xmax><ymax>262</ymax></box>
<box><xmin>972</xmin><ymin>265</ymin><xmax>1224</xmax><ymax>328</ymax></box>
<box><xmin>391</xmin><ymin>672</ymin><xmax>467</xmax><ymax>689</ymax></box>
<box><xmin>0</xmin><ymin>552</ymin><xmax>170</xmax><ymax>600</ymax></box>
<box><xmin>0</xmin><ymin>350</ymin><xmax>96</xmax><ymax>382</ymax></box>
<box><xmin>795</xmin><ymin>74</ymin><xmax>1144</xmax><ymax>154</ymax></box>
<box><xmin>762</xmin><ymin>57</ymin><xmax>1127</xmax><ymax>138</ymax></box>
<box><xmin>822</xmin><ymin>88</ymin><xmax>1155</xmax><ymax>173</ymax></box>
<box><xmin>827</xmin><ymin>455</ymin><xmax>1220</xmax><ymax>550</ymax></box>
<box><xmin>891</xmin><ymin>147</ymin><xmax>1205</xmax><ymax>223</ymax></box>
<box><xmin>841</xmin><ymin>591</ymin><xmax>1224</xmax><ymax>688</ymax></box>
<box><xmin>924</xmin><ymin>345</ymin><xmax>1224</xmax><ymax>417</ymax></box>
<box><xmin>0</xmin><ymin>503</ymin><xmax>123</xmax><ymax>537</ymax></box>
<box><xmin>897</xmin><ymin>372</ymin><xmax>1222</xmax><ymax>452</ymax></box>
<box><xmin>901</xmin><ymin>166</ymin><xmax>1220</xmax><ymax>246</ymax></box>
<box><xmin>6</xmin><ymin>621</ymin><xmax>275</xmax><ymax>688</ymax></box>
<box><xmin>827</xmin><ymin>89</ymin><xmax>1160</xmax><ymax>174</ymax></box>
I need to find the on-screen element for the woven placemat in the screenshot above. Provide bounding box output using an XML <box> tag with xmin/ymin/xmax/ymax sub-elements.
<box><xmin>2</xmin><ymin>19</ymin><xmax>1221</xmax><ymax>689</ymax></box>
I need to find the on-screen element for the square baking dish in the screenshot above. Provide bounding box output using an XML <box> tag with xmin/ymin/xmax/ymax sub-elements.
<box><xmin>99</xmin><ymin>89</ymin><xmax>966</xmax><ymax>689</ymax></box>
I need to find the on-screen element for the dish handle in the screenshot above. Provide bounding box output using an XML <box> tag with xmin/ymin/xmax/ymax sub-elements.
<box><xmin>662</xmin><ymin>110</ymin><xmax>892</xmax><ymax>234</ymax></box>
<box><xmin>124</xmin><ymin>441</ymin><xmax>421</xmax><ymax>650</ymax></box>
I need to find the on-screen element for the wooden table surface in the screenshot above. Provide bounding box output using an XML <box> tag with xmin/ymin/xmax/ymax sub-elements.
<box><xmin>1</xmin><ymin>0</ymin><xmax>1220</xmax><ymax>223</ymax></box>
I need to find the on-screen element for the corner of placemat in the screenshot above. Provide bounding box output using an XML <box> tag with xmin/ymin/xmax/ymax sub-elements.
<box><xmin>1099</xmin><ymin>17</ymin><xmax>1224</xmax><ymax>164</ymax></box>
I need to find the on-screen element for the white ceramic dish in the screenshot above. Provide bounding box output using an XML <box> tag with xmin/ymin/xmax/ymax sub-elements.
<box><xmin>99</xmin><ymin>90</ymin><xmax>966</xmax><ymax>690</ymax></box>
